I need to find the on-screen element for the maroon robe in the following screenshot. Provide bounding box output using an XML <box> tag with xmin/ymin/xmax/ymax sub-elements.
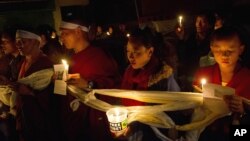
<box><xmin>193</xmin><ymin>63</ymin><xmax>250</xmax><ymax>141</ymax></box>
<box><xmin>16</xmin><ymin>53</ymin><xmax>58</xmax><ymax>141</ymax></box>
<box><xmin>61</xmin><ymin>46</ymin><xmax>120</xmax><ymax>141</ymax></box>
<box><xmin>193</xmin><ymin>63</ymin><xmax>250</xmax><ymax>99</ymax></box>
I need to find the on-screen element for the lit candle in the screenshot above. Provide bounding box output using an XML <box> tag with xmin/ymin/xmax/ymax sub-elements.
<box><xmin>106</xmin><ymin>31</ymin><xmax>110</xmax><ymax>36</ymax></box>
<box><xmin>126</xmin><ymin>33</ymin><xmax>130</xmax><ymax>37</ymax></box>
<box><xmin>106</xmin><ymin>107</ymin><xmax>128</xmax><ymax>133</ymax></box>
<box><xmin>178</xmin><ymin>16</ymin><xmax>183</xmax><ymax>27</ymax></box>
<box><xmin>62</xmin><ymin>59</ymin><xmax>69</xmax><ymax>81</ymax></box>
<box><xmin>201</xmin><ymin>78</ymin><xmax>207</xmax><ymax>90</ymax></box>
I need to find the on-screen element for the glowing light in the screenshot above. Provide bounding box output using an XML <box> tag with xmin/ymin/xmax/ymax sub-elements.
<box><xmin>201</xmin><ymin>78</ymin><xmax>207</xmax><ymax>90</ymax></box>
<box><xmin>62</xmin><ymin>59</ymin><xmax>69</xmax><ymax>81</ymax></box>
<box><xmin>178</xmin><ymin>16</ymin><xmax>183</xmax><ymax>27</ymax></box>
<box><xmin>106</xmin><ymin>31</ymin><xmax>110</xmax><ymax>36</ymax></box>
<box><xmin>51</xmin><ymin>32</ymin><xmax>56</xmax><ymax>39</ymax></box>
<box><xmin>126</xmin><ymin>33</ymin><xmax>130</xmax><ymax>37</ymax></box>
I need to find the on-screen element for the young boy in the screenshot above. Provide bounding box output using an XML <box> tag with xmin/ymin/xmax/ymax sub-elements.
<box><xmin>193</xmin><ymin>26</ymin><xmax>250</xmax><ymax>141</ymax></box>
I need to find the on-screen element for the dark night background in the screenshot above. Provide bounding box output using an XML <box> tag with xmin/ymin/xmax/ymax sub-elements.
<box><xmin>0</xmin><ymin>0</ymin><xmax>250</xmax><ymax>25</ymax></box>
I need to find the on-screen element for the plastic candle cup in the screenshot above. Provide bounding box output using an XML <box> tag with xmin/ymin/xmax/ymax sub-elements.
<box><xmin>106</xmin><ymin>107</ymin><xmax>128</xmax><ymax>133</ymax></box>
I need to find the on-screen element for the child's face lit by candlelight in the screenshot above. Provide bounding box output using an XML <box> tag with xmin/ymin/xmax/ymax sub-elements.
<box><xmin>211</xmin><ymin>35</ymin><xmax>244</xmax><ymax>69</ymax></box>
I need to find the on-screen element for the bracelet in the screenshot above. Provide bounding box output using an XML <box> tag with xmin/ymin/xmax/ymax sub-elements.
<box><xmin>88</xmin><ymin>81</ymin><xmax>95</xmax><ymax>89</ymax></box>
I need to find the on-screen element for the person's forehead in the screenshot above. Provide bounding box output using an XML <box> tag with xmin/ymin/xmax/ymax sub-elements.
<box><xmin>196</xmin><ymin>16</ymin><xmax>208</xmax><ymax>21</ymax></box>
<box><xmin>127</xmin><ymin>42</ymin><xmax>146</xmax><ymax>50</ymax></box>
<box><xmin>59</xmin><ymin>28</ymin><xmax>74</xmax><ymax>32</ymax></box>
<box><xmin>1</xmin><ymin>37</ymin><xmax>11</xmax><ymax>41</ymax></box>
<box><xmin>16</xmin><ymin>38</ymin><xmax>33</xmax><ymax>42</ymax></box>
<box><xmin>213</xmin><ymin>38</ymin><xmax>241</xmax><ymax>47</ymax></box>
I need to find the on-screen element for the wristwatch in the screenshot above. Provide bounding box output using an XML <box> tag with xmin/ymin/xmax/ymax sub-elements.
<box><xmin>88</xmin><ymin>81</ymin><xmax>95</xmax><ymax>89</ymax></box>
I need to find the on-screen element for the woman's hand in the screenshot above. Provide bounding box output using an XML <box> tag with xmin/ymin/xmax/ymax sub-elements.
<box><xmin>111</xmin><ymin>126</ymin><xmax>132</xmax><ymax>139</ymax></box>
<box><xmin>224</xmin><ymin>95</ymin><xmax>245</xmax><ymax>114</ymax></box>
<box><xmin>112</xmin><ymin>122</ymin><xmax>140</xmax><ymax>139</ymax></box>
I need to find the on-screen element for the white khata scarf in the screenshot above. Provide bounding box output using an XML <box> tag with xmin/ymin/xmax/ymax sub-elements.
<box><xmin>68</xmin><ymin>87</ymin><xmax>233</xmax><ymax>141</ymax></box>
<box><xmin>0</xmin><ymin>68</ymin><xmax>53</xmax><ymax>114</ymax></box>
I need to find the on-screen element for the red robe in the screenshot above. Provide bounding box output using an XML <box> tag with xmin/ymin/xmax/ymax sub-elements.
<box><xmin>193</xmin><ymin>63</ymin><xmax>250</xmax><ymax>99</ymax></box>
<box><xmin>193</xmin><ymin>63</ymin><xmax>250</xmax><ymax>141</ymax></box>
<box><xmin>61</xmin><ymin>46</ymin><xmax>120</xmax><ymax>141</ymax></box>
<box><xmin>16</xmin><ymin>53</ymin><xmax>58</xmax><ymax>141</ymax></box>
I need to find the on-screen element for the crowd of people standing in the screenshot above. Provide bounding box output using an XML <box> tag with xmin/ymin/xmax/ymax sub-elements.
<box><xmin>0</xmin><ymin>10</ymin><xmax>250</xmax><ymax>141</ymax></box>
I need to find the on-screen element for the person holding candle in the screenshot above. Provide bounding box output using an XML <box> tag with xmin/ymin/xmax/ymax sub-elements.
<box><xmin>59</xmin><ymin>19</ymin><xmax>121</xmax><ymax>141</ymax></box>
<box><xmin>176</xmin><ymin>11</ymin><xmax>215</xmax><ymax>91</ymax></box>
<box><xmin>120</xmin><ymin>27</ymin><xmax>192</xmax><ymax>141</ymax></box>
<box><xmin>193</xmin><ymin>26</ymin><xmax>250</xmax><ymax>141</ymax></box>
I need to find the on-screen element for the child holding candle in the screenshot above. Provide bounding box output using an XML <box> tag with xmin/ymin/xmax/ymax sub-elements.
<box><xmin>193</xmin><ymin>26</ymin><xmax>250</xmax><ymax>141</ymax></box>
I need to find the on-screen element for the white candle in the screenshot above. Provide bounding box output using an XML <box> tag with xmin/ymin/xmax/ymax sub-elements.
<box><xmin>106</xmin><ymin>107</ymin><xmax>128</xmax><ymax>133</ymax></box>
<box><xmin>201</xmin><ymin>78</ymin><xmax>207</xmax><ymax>90</ymax></box>
<box><xmin>178</xmin><ymin>16</ymin><xmax>183</xmax><ymax>27</ymax></box>
<box><xmin>62</xmin><ymin>59</ymin><xmax>69</xmax><ymax>81</ymax></box>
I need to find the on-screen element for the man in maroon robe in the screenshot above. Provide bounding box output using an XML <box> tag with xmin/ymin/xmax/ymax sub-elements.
<box><xmin>15</xmin><ymin>29</ymin><xmax>59</xmax><ymax>141</ymax></box>
<box><xmin>59</xmin><ymin>20</ymin><xmax>121</xmax><ymax>141</ymax></box>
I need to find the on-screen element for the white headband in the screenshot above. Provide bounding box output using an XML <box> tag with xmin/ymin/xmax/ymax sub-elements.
<box><xmin>16</xmin><ymin>30</ymin><xmax>41</xmax><ymax>42</ymax></box>
<box><xmin>60</xmin><ymin>21</ymin><xmax>89</xmax><ymax>32</ymax></box>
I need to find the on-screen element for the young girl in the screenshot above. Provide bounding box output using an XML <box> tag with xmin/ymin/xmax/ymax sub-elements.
<box><xmin>193</xmin><ymin>26</ymin><xmax>250</xmax><ymax>141</ymax></box>
<box><xmin>121</xmin><ymin>27</ymin><xmax>191</xmax><ymax>141</ymax></box>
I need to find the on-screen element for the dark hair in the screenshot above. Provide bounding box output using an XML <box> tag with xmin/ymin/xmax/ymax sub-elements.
<box><xmin>211</xmin><ymin>26</ymin><xmax>244</xmax><ymax>45</ymax></box>
<box><xmin>128</xmin><ymin>27</ymin><xmax>154</xmax><ymax>49</ymax></box>
<box><xmin>2</xmin><ymin>26</ymin><xmax>18</xmax><ymax>41</ymax></box>
<box><xmin>211</xmin><ymin>26</ymin><xmax>250</xmax><ymax>67</ymax></box>
<box><xmin>128</xmin><ymin>27</ymin><xmax>176</xmax><ymax>69</ymax></box>
<box><xmin>196</xmin><ymin>10</ymin><xmax>216</xmax><ymax>28</ymax></box>
<box><xmin>36</xmin><ymin>24</ymin><xmax>57</xmax><ymax>41</ymax></box>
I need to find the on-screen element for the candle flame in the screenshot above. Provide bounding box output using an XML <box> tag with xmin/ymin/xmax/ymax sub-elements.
<box><xmin>126</xmin><ymin>33</ymin><xmax>130</xmax><ymax>37</ymax></box>
<box><xmin>178</xmin><ymin>16</ymin><xmax>183</xmax><ymax>27</ymax></box>
<box><xmin>62</xmin><ymin>59</ymin><xmax>69</xmax><ymax>70</ymax></box>
<box><xmin>201</xmin><ymin>78</ymin><xmax>207</xmax><ymax>85</ymax></box>
<box><xmin>179</xmin><ymin>16</ymin><xmax>183</xmax><ymax>21</ymax></box>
